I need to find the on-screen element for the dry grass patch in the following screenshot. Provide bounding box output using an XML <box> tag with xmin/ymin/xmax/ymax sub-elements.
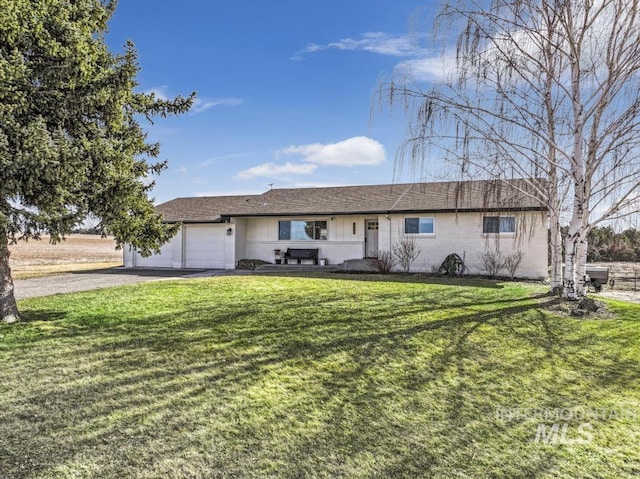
<box><xmin>9</xmin><ymin>235</ymin><xmax>122</xmax><ymax>278</ymax></box>
<box><xmin>11</xmin><ymin>262</ymin><xmax>123</xmax><ymax>280</ymax></box>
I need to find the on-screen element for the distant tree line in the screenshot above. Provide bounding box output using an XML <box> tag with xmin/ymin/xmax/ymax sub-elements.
<box><xmin>586</xmin><ymin>227</ymin><xmax>640</xmax><ymax>262</ymax></box>
<box><xmin>550</xmin><ymin>226</ymin><xmax>640</xmax><ymax>263</ymax></box>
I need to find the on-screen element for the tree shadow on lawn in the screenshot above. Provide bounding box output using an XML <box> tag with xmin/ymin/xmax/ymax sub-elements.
<box><xmin>3</xmin><ymin>291</ymin><xmax>639</xmax><ymax>477</ymax></box>
<box><xmin>255</xmin><ymin>270</ymin><xmax>512</xmax><ymax>288</ymax></box>
<box><xmin>17</xmin><ymin>310</ymin><xmax>68</xmax><ymax>323</ymax></box>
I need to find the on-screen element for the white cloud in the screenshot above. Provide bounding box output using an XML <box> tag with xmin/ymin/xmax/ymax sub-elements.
<box><xmin>192</xmin><ymin>97</ymin><xmax>243</xmax><ymax>114</ymax></box>
<box><xmin>280</xmin><ymin>136</ymin><xmax>386</xmax><ymax>167</ymax></box>
<box><xmin>143</xmin><ymin>87</ymin><xmax>242</xmax><ymax>114</ymax></box>
<box><xmin>235</xmin><ymin>137</ymin><xmax>386</xmax><ymax>181</ymax></box>
<box><xmin>293</xmin><ymin>32</ymin><xmax>423</xmax><ymax>60</ymax></box>
<box><xmin>293</xmin><ymin>31</ymin><xmax>452</xmax><ymax>82</ymax></box>
<box><xmin>235</xmin><ymin>162</ymin><xmax>318</xmax><ymax>180</ymax></box>
<box><xmin>394</xmin><ymin>55</ymin><xmax>455</xmax><ymax>82</ymax></box>
<box><xmin>144</xmin><ymin>85</ymin><xmax>170</xmax><ymax>100</ymax></box>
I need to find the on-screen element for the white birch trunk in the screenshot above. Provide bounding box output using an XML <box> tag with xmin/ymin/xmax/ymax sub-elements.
<box><xmin>575</xmin><ymin>236</ymin><xmax>588</xmax><ymax>296</ymax></box>
<box><xmin>564</xmin><ymin>9</ymin><xmax>587</xmax><ymax>299</ymax></box>
<box><xmin>574</xmin><ymin>206</ymin><xmax>591</xmax><ymax>296</ymax></box>
<box><xmin>564</xmin><ymin>180</ymin><xmax>589</xmax><ymax>298</ymax></box>
<box><xmin>563</xmin><ymin>231</ymin><xmax>578</xmax><ymax>299</ymax></box>
<box><xmin>549</xmin><ymin>212</ymin><xmax>563</xmax><ymax>291</ymax></box>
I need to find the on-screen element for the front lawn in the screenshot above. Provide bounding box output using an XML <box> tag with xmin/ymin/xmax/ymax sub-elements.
<box><xmin>1</xmin><ymin>275</ymin><xmax>639</xmax><ymax>478</ymax></box>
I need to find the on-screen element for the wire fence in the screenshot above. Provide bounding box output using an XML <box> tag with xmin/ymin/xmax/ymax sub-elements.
<box><xmin>608</xmin><ymin>272</ymin><xmax>639</xmax><ymax>292</ymax></box>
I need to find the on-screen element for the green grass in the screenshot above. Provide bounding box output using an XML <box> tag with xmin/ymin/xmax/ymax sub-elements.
<box><xmin>1</xmin><ymin>274</ymin><xmax>639</xmax><ymax>478</ymax></box>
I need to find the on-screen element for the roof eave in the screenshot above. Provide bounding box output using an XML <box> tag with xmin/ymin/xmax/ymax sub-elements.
<box><xmin>216</xmin><ymin>206</ymin><xmax>548</xmax><ymax>218</ymax></box>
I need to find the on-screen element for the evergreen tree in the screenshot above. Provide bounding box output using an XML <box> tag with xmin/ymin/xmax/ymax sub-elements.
<box><xmin>0</xmin><ymin>0</ymin><xmax>193</xmax><ymax>322</ymax></box>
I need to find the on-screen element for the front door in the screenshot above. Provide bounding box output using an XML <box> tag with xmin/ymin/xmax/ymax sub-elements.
<box><xmin>365</xmin><ymin>219</ymin><xmax>379</xmax><ymax>258</ymax></box>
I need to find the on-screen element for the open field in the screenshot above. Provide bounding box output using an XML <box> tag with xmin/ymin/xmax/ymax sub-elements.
<box><xmin>1</xmin><ymin>275</ymin><xmax>639</xmax><ymax>478</ymax></box>
<box><xmin>8</xmin><ymin>235</ymin><xmax>122</xmax><ymax>279</ymax></box>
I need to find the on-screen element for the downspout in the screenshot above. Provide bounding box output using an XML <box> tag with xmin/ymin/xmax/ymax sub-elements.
<box><xmin>385</xmin><ymin>213</ymin><xmax>392</xmax><ymax>252</ymax></box>
<box><xmin>385</xmin><ymin>185</ymin><xmax>412</xmax><ymax>254</ymax></box>
<box><xmin>181</xmin><ymin>226</ymin><xmax>186</xmax><ymax>269</ymax></box>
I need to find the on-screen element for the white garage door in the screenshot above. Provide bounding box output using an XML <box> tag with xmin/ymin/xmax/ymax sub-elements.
<box><xmin>184</xmin><ymin>225</ymin><xmax>226</xmax><ymax>268</ymax></box>
<box><xmin>135</xmin><ymin>241</ymin><xmax>174</xmax><ymax>268</ymax></box>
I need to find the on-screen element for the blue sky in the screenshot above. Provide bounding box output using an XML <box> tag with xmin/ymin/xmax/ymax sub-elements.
<box><xmin>106</xmin><ymin>1</ymin><xmax>445</xmax><ymax>203</ymax></box>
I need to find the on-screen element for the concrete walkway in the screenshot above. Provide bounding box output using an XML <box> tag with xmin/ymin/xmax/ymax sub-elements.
<box><xmin>13</xmin><ymin>267</ymin><xmax>244</xmax><ymax>299</ymax></box>
<box><xmin>598</xmin><ymin>289</ymin><xmax>640</xmax><ymax>304</ymax></box>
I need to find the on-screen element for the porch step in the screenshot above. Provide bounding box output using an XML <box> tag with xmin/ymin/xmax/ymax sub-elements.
<box><xmin>253</xmin><ymin>258</ymin><xmax>377</xmax><ymax>274</ymax></box>
<box><xmin>340</xmin><ymin>258</ymin><xmax>378</xmax><ymax>273</ymax></box>
<box><xmin>254</xmin><ymin>264</ymin><xmax>340</xmax><ymax>273</ymax></box>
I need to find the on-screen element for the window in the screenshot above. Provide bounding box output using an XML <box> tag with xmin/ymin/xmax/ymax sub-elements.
<box><xmin>278</xmin><ymin>220</ymin><xmax>327</xmax><ymax>240</ymax></box>
<box><xmin>405</xmin><ymin>217</ymin><xmax>435</xmax><ymax>234</ymax></box>
<box><xmin>483</xmin><ymin>216</ymin><xmax>515</xmax><ymax>234</ymax></box>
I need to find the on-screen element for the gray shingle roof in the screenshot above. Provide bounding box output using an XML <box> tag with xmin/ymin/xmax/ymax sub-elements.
<box><xmin>156</xmin><ymin>179</ymin><xmax>547</xmax><ymax>223</ymax></box>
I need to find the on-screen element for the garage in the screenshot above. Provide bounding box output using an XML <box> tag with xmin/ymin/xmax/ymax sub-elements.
<box><xmin>184</xmin><ymin>224</ymin><xmax>227</xmax><ymax>269</ymax></box>
<box><xmin>133</xmin><ymin>241</ymin><xmax>174</xmax><ymax>268</ymax></box>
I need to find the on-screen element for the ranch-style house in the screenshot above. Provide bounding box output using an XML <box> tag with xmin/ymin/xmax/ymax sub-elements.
<box><xmin>124</xmin><ymin>179</ymin><xmax>549</xmax><ymax>278</ymax></box>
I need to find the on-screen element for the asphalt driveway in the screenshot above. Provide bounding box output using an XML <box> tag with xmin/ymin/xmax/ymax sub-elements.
<box><xmin>13</xmin><ymin>268</ymin><xmax>235</xmax><ymax>299</ymax></box>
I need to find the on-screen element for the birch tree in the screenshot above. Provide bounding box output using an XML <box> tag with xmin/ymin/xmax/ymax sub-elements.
<box><xmin>384</xmin><ymin>0</ymin><xmax>640</xmax><ymax>297</ymax></box>
<box><xmin>0</xmin><ymin>0</ymin><xmax>193</xmax><ymax>322</ymax></box>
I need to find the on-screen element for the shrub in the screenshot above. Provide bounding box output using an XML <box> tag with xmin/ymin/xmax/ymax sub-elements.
<box><xmin>393</xmin><ymin>236</ymin><xmax>421</xmax><ymax>273</ymax></box>
<box><xmin>371</xmin><ymin>250</ymin><xmax>396</xmax><ymax>274</ymax></box>
<box><xmin>236</xmin><ymin>259</ymin><xmax>271</xmax><ymax>270</ymax></box>
<box><xmin>504</xmin><ymin>251</ymin><xmax>524</xmax><ymax>279</ymax></box>
<box><xmin>479</xmin><ymin>249</ymin><xmax>504</xmax><ymax>277</ymax></box>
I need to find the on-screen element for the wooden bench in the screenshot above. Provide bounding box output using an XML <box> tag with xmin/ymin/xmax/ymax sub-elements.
<box><xmin>283</xmin><ymin>248</ymin><xmax>319</xmax><ymax>265</ymax></box>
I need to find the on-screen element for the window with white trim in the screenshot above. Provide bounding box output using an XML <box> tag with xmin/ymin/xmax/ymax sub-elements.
<box><xmin>278</xmin><ymin>220</ymin><xmax>327</xmax><ymax>240</ymax></box>
<box><xmin>405</xmin><ymin>217</ymin><xmax>435</xmax><ymax>234</ymax></box>
<box><xmin>483</xmin><ymin>216</ymin><xmax>515</xmax><ymax>234</ymax></box>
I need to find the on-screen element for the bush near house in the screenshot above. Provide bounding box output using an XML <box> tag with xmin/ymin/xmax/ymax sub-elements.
<box><xmin>393</xmin><ymin>236</ymin><xmax>421</xmax><ymax>273</ymax></box>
